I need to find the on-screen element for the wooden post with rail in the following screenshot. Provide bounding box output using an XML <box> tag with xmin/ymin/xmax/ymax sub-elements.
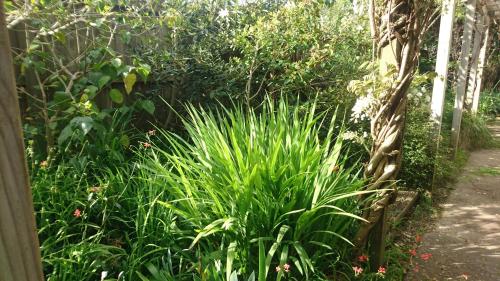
<box><xmin>0</xmin><ymin>1</ymin><xmax>44</xmax><ymax>280</ymax></box>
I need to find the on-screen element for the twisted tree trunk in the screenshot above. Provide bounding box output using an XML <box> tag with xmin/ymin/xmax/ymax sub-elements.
<box><xmin>353</xmin><ymin>0</ymin><xmax>438</xmax><ymax>268</ymax></box>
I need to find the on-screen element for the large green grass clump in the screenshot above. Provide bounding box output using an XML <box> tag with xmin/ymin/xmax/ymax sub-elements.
<box><xmin>138</xmin><ymin>100</ymin><xmax>366</xmax><ymax>280</ymax></box>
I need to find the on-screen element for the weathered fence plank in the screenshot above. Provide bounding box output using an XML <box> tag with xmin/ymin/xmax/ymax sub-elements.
<box><xmin>431</xmin><ymin>0</ymin><xmax>457</xmax><ymax>136</ymax></box>
<box><xmin>472</xmin><ymin>13</ymin><xmax>491</xmax><ymax>113</ymax></box>
<box><xmin>465</xmin><ymin>12</ymin><xmax>485</xmax><ymax>108</ymax></box>
<box><xmin>451</xmin><ymin>0</ymin><xmax>477</xmax><ymax>153</ymax></box>
<box><xmin>0</xmin><ymin>1</ymin><xmax>44</xmax><ymax>280</ymax></box>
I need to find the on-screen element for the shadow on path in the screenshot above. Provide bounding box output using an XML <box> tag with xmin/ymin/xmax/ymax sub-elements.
<box><xmin>405</xmin><ymin>121</ymin><xmax>500</xmax><ymax>281</ymax></box>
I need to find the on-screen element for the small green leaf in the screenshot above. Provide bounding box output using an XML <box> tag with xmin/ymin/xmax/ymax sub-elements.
<box><xmin>140</xmin><ymin>100</ymin><xmax>155</xmax><ymax>115</ymax></box>
<box><xmin>120</xmin><ymin>134</ymin><xmax>130</xmax><ymax>147</ymax></box>
<box><xmin>229</xmin><ymin>271</ymin><xmax>238</xmax><ymax>281</ymax></box>
<box><xmin>109</xmin><ymin>88</ymin><xmax>124</xmax><ymax>104</ymax></box>
<box><xmin>84</xmin><ymin>85</ymin><xmax>99</xmax><ymax>99</ymax></box>
<box><xmin>136</xmin><ymin>63</ymin><xmax>151</xmax><ymax>81</ymax></box>
<box><xmin>57</xmin><ymin>125</ymin><xmax>73</xmax><ymax>146</ymax></box>
<box><xmin>80</xmin><ymin>94</ymin><xmax>89</xmax><ymax>102</ymax></box>
<box><xmin>71</xmin><ymin>117</ymin><xmax>94</xmax><ymax>135</ymax></box>
<box><xmin>111</xmin><ymin>58</ymin><xmax>122</xmax><ymax>68</ymax></box>
<box><xmin>98</xmin><ymin>75</ymin><xmax>111</xmax><ymax>89</ymax></box>
<box><xmin>227</xmin><ymin>242</ymin><xmax>237</xmax><ymax>281</ymax></box>
<box><xmin>123</xmin><ymin>73</ymin><xmax>137</xmax><ymax>94</ymax></box>
<box><xmin>54</xmin><ymin>91</ymin><xmax>72</xmax><ymax>104</ymax></box>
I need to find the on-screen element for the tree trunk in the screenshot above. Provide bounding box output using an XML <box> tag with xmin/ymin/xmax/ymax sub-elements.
<box><xmin>353</xmin><ymin>0</ymin><xmax>438</xmax><ymax>267</ymax></box>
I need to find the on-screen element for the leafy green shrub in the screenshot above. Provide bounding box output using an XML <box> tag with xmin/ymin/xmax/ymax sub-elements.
<box><xmin>137</xmin><ymin>100</ymin><xmax>367</xmax><ymax>280</ymax></box>
<box><xmin>479</xmin><ymin>90</ymin><xmax>500</xmax><ymax>118</ymax></box>
<box><xmin>399</xmin><ymin>107</ymin><xmax>434</xmax><ymax>189</ymax></box>
<box><xmin>460</xmin><ymin>112</ymin><xmax>496</xmax><ymax>150</ymax></box>
<box><xmin>225</xmin><ymin>1</ymin><xmax>370</xmax><ymax>108</ymax></box>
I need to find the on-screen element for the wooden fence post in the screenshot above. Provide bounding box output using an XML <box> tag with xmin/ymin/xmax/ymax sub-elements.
<box><xmin>430</xmin><ymin>0</ymin><xmax>457</xmax><ymax>189</ymax></box>
<box><xmin>472</xmin><ymin>13</ymin><xmax>491</xmax><ymax>113</ymax></box>
<box><xmin>465</xmin><ymin>12</ymin><xmax>485</xmax><ymax>109</ymax></box>
<box><xmin>451</xmin><ymin>0</ymin><xmax>477</xmax><ymax>153</ymax></box>
<box><xmin>0</xmin><ymin>2</ymin><xmax>44</xmax><ymax>281</ymax></box>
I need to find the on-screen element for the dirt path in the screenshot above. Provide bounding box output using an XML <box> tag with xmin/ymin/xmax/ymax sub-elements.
<box><xmin>406</xmin><ymin>121</ymin><xmax>500</xmax><ymax>281</ymax></box>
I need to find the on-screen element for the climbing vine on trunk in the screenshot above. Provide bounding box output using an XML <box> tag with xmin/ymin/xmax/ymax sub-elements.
<box><xmin>350</xmin><ymin>0</ymin><xmax>440</xmax><ymax>256</ymax></box>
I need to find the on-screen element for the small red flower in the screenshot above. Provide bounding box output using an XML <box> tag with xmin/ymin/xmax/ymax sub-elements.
<box><xmin>420</xmin><ymin>253</ymin><xmax>432</xmax><ymax>261</ymax></box>
<box><xmin>416</xmin><ymin>234</ymin><xmax>422</xmax><ymax>243</ymax></box>
<box><xmin>73</xmin><ymin>208</ymin><xmax>81</xmax><ymax>218</ymax></box>
<box><xmin>409</xmin><ymin>249</ymin><xmax>417</xmax><ymax>256</ymax></box>
<box><xmin>142</xmin><ymin>142</ymin><xmax>152</xmax><ymax>148</ymax></box>
<box><xmin>352</xmin><ymin>266</ymin><xmax>363</xmax><ymax>277</ymax></box>
<box><xmin>377</xmin><ymin>266</ymin><xmax>386</xmax><ymax>274</ymax></box>
<box><xmin>357</xmin><ymin>255</ymin><xmax>369</xmax><ymax>262</ymax></box>
<box><xmin>283</xmin><ymin>263</ymin><xmax>291</xmax><ymax>273</ymax></box>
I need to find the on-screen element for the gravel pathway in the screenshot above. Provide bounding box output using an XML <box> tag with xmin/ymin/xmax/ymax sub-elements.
<box><xmin>405</xmin><ymin>121</ymin><xmax>500</xmax><ymax>281</ymax></box>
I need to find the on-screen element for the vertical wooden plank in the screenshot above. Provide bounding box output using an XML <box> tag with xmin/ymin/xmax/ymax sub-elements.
<box><xmin>472</xmin><ymin>15</ymin><xmax>491</xmax><ymax>113</ymax></box>
<box><xmin>465</xmin><ymin>12</ymin><xmax>484</xmax><ymax>108</ymax></box>
<box><xmin>451</xmin><ymin>0</ymin><xmax>477</xmax><ymax>153</ymax></box>
<box><xmin>0</xmin><ymin>2</ymin><xmax>44</xmax><ymax>281</ymax></box>
<box><xmin>430</xmin><ymin>0</ymin><xmax>457</xmax><ymax>189</ymax></box>
<box><xmin>431</xmin><ymin>0</ymin><xmax>457</xmax><ymax>136</ymax></box>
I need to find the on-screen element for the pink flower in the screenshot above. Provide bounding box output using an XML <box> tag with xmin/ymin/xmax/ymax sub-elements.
<box><xmin>352</xmin><ymin>266</ymin><xmax>363</xmax><ymax>277</ymax></box>
<box><xmin>283</xmin><ymin>263</ymin><xmax>291</xmax><ymax>273</ymax></box>
<box><xmin>409</xmin><ymin>249</ymin><xmax>417</xmax><ymax>256</ymax></box>
<box><xmin>357</xmin><ymin>255</ymin><xmax>368</xmax><ymax>262</ymax></box>
<box><xmin>142</xmin><ymin>142</ymin><xmax>152</xmax><ymax>148</ymax></box>
<box><xmin>420</xmin><ymin>253</ymin><xmax>432</xmax><ymax>261</ymax></box>
<box><xmin>275</xmin><ymin>265</ymin><xmax>281</xmax><ymax>272</ymax></box>
<box><xmin>378</xmin><ymin>266</ymin><xmax>386</xmax><ymax>274</ymax></box>
<box><xmin>73</xmin><ymin>208</ymin><xmax>81</xmax><ymax>218</ymax></box>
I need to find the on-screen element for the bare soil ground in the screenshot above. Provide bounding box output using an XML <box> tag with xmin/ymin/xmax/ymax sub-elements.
<box><xmin>405</xmin><ymin>121</ymin><xmax>500</xmax><ymax>281</ymax></box>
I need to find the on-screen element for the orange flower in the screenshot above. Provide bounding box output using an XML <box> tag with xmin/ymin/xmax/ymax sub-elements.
<box><xmin>73</xmin><ymin>208</ymin><xmax>82</xmax><ymax>218</ymax></box>
<box><xmin>409</xmin><ymin>249</ymin><xmax>417</xmax><ymax>256</ymax></box>
<box><xmin>420</xmin><ymin>253</ymin><xmax>432</xmax><ymax>261</ymax></box>
<box><xmin>357</xmin><ymin>255</ymin><xmax>368</xmax><ymax>262</ymax></box>
<box><xmin>142</xmin><ymin>142</ymin><xmax>152</xmax><ymax>148</ymax></box>
<box><xmin>352</xmin><ymin>266</ymin><xmax>363</xmax><ymax>277</ymax></box>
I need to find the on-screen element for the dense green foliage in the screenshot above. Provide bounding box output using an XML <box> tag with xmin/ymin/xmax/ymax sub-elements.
<box><xmin>30</xmin><ymin>100</ymin><xmax>371</xmax><ymax>280</ymax></box>
<box><xmin>6</xmin><ymin>0</ymin><xmax>497</xmax><ymax>280</ymax></box>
